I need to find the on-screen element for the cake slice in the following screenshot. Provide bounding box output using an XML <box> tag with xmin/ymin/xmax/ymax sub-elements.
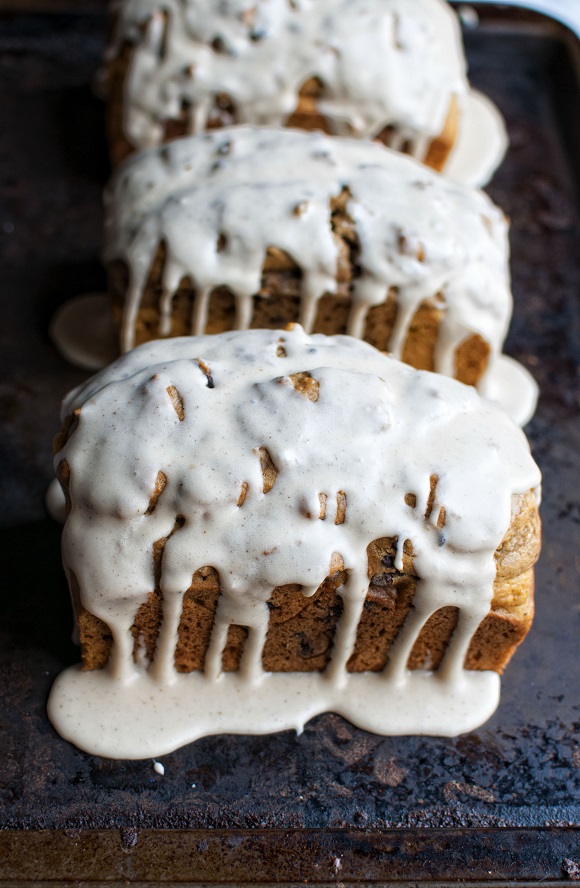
<box><xmin>49</xmin><ymin>327</ymin><xmax>541</xmax><ymax>757</ymax></box>
<box><xmin>106</xmin><ymin>126</ymin><xmax>513</xmax><ymax>392</ymax></box>
<box><xmin>105</xmin><ymin>0</ymin><xmax>473</xmax><ymax>169</ymax></box>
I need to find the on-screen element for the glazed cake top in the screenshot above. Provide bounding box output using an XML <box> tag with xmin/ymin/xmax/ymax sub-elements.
<box><xmin>105</xmin><ymin>125</ymin><xmax>512</xmax><ymax>371</ymax></box>
<box><xmin>58</xmin><ymin>326</ymin><xmax>539</xmax><ymax>678</ymax></box>
<box><xmin>108</xmin><ymin>0</ymin><xmax>468</xmax><ymax>151</ymax></box>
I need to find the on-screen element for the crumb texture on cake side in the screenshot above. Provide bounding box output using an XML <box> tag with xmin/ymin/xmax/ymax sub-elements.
<box><xmin>49</xmin><ymin>327</ymin><xmax>541</xmax><ymax>758</ymax></box>
<box><xmin>106</xmin><ymin>0</ymin><xmax>468</xmax><ymax>167</ymax></box>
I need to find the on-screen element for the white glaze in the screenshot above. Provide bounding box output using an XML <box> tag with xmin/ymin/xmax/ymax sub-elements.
<box><xmin>46</xmin><ymin>477</ymin><xmax>67</xmax><ymax>524</ymax></box>
<box><xmin>446</xmin><ymin>89</ymin><xmax>508</xmax><ymax>189</ymax></box>
<box><xmin>480</xmin><ymin>354</ymin><xmax>539</xmax><ymax>429</ymax></box>
<box><xmin>105</xmin><ymin>125</ymin><xmax>511</xmax><ymax>370</ymax></box>
<box><xmin>49</xmin><ymin>292</ymin><xmax>120</xmax><ymax>371</ymax></box>
<box><xmin>109</xmin><ymin>0</ymin><xmax>468</xmax><ymax>156</ymax></box>
<box><xmin>49</xmin><ymin>669</ymin><xmax>501</xmax><ymax>759</ymax></box>
<box><xmin>48</xmin><ymin>327</ymin><xmax>540</xmax><ymax>758</ymax></box>
<box><xmin>104</xmin><ymin>126</ymin><xmax>536</xmax><ymax>424</ymax></box>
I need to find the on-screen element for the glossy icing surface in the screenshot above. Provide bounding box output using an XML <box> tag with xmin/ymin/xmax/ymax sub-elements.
<box><xmin>109</xmin><ymin>0</ymin><xmax>468</xmax><ymax>153</ymax></box>
<box><xmin>105</xmin><ymin>125</ymin><xmax>512</xmax><ymax>369</ymax></box>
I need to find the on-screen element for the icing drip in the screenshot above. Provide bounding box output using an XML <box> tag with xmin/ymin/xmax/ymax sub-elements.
<box><xmin>49</xmin><ymin>327</ymin><xmax>541</xmax><ymax>758</ymax></box>
<box><xmin>109</xmin><ymin>0</ymin><xmax>468</xmax><ymax>154</ymax></box>
<box><xmin>105</xmin><ymin>126</ymin><xmax>513</xmax><ymax>379</ymax></box>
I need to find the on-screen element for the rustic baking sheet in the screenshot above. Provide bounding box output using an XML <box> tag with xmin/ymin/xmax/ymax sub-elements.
<box><xmin>0</xmin><ymin>4</ymin><xmax>578</xmax><ymax>883</ymax></box>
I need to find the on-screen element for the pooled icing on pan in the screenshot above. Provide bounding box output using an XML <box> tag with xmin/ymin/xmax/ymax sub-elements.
<box><xmin>48</xmin><ymin>327</ymin><xmax>541</xmax><ymax>759</ymax></box>
<box><xmin>109</xmin><ymin>0</ymin><xmax>468</xmax><ymax>156</ymax></box>
<box><xmin>104</xmin><ymin>126</ymin><xmax>533</xmax><ymax>414</ymax></box>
